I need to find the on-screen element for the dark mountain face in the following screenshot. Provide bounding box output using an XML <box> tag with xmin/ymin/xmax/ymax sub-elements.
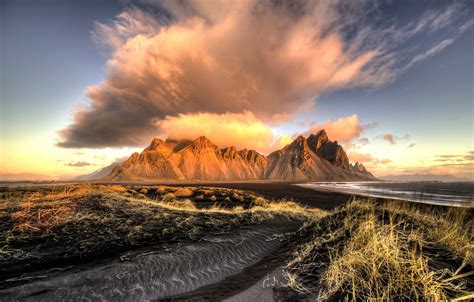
<box><xmin>307</xmin><ymin>130</ymin><xmax>350</xmax><ymax>170</ymax></box>
<box><xmin>105</xmin><ymin>130</ymin><xmax>375</xmax><ymax>181</ymax></box>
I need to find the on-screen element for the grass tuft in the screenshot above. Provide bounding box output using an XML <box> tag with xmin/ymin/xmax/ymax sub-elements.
<box><xmin>284</xmin><ymin>198</ymin><xmax>474</xmax><ymax>301</ymax></box>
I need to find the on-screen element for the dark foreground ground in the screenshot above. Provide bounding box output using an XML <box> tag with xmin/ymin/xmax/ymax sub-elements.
<box><xmin>107</xmin><ymin>181</ymin><xmax>352</xmax><ymax>210</ymax></box>
<box><xmin>1</xmin><ymin>183</ymin><xmax>472</xmax><ymax>301</ymax></box>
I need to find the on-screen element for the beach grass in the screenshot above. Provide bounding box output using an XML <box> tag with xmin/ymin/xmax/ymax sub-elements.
<box><xmin>284</xmin><ymin>198</ymin><xmax>474</xmax><ymax>301</ymax></box>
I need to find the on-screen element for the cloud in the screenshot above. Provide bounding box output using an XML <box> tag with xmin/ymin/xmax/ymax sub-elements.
<box><xmin>434</xmin><ymin>152</ymin><xmax>474</xmax><ymax>162</ymax></box>
<box><xmin>359</xmin><ymin>138</ymin><xmax>369</xmax><ymax>145</ymax></box>
<box><xmin>156</xmin><ymin>111</ymin><xmax>278</xmax><ymax>153</ymax></box>
<box><xmin>305</xmin><ymin>114</ymin><xmax>372</xmax><ymax>143</ymax></box>
<box><xmin>437</xmin><ymin>154</ymin><xmax>459</xmax><ymax>159</ymax></box>
<box><xmin>401</xmin><ymin>152</ymin><xmax>474</xmax><ymax>179</ymax></box>
<box><xmin>347</xmin><ymin>151</ymin><xmax>392</xmax><ymax>174</ymax></box>
<box><xmin>403</xmin><ymin>162</ymin><xmax>474</xmax><ymax>179</ymax></box>
<box><xmin>348</xmin><ymin>151</ymin><xmax>392</xmax><ymax>165</ymax></box>
<box><xmin>380</xmin><ymin>133</ymin><xmax>410</xmax><ymax>144</ymax></box>
<box><xmin>65</xmin><ymin>161</ymin><xmax>92</xmax><ymax>167</ymax></box>
<box><xmin>58</xmin><ymin>1</ymin><xmax>470</xmax><ymax>148</ymax></box>
<box><xmin>348</xmin><ymin>152</ymin><xmax>373</xmax><ymax>163</ymax></box>
<box><xmin>382</xmin><ymin>133</ymin><xmax>396</xmax><ymax>144</ymax></box>
<box><xmin>403</xmin><ymin>38</ymin><xmax>455</xmax><ymax>71</ymax></box>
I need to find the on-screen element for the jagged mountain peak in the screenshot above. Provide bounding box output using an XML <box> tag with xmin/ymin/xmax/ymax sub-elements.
<box><xmin>279</xmin><ymin>135</ymin><xmax>309</xmax><ymax>153</ymax></box>
<box><xmin>291</xmin><ymin>135</ymin><xmax>307</xmax><ymax>146</ymax></box>
<box><xmin>221</xmin><ymin>146</ymin><xmax>237</xmax><ymax>158</ymax></box>
<box><xmin>351</xmin><ymin>161</ymin><xmax>368</xmax><ymax>173</ymax></box>
<box><xmin>144</xmin><ymin>138</ymin><xmax>165</xmax><ymax>151</ymax></box>
<box><xmin>307</xmin><ymin>130</ymin><xmax>329</xmax><ymax>151</ymax></box>
<box><xmin>191</xmin><ymin>136</ymin><xmax>217</xmax><ymax>148</ymax></box>
<box><xmin>105</xmin><ymin>132</ymin><xmax>376</xmax><ymax>181</ymax></box>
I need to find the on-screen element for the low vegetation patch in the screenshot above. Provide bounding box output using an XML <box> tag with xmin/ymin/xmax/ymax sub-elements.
<box><xmin>284</xmin><ymin>198</ymin><xmax>474</xmax><ymax>301</ymax></box>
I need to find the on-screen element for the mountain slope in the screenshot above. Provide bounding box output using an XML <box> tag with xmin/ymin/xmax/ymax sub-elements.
<box><xmin>106</xmin><ymin>131</ymin><xmax>375</xmax><ymax>181</ymax></box>
<box><xmin>266</xmin><ymin>134</ymin><xmax>373</xmax><ymax>181</ymax></box>
<box><xmin>108</xmin><ymin>137</ymin><xmax>268</xmax><ymax>181</ymax></box>
<box><xmin>74</xmin><ymin>158</ymin><xmax>127</xmax><ymax>181</ymax></box>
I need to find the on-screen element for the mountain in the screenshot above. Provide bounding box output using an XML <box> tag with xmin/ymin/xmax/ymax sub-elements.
<box><xmin>74</xmin><ymin>163</ymin><xmax>120</xmax><ymax>181</ymax></box>
<box><xmin>307</xmin><ymin>130</ymin><xmax>350</xmax><ymax>170</ymax></box>
<box><xmin>350</xmin><ymin>162</ymin><xmax>369</xmax><ymax>174</ymax></box>
<box><xmin>105</xmin><ymin>130</ymin><xmax>375</xmax><ymax>181</ymax></box>
<box><xmin>107</xmin><ymin>137</ymin><xmax>268</xmax><ymax>181</ymax></box>
<box><xmin>380</xmin><ymin>173</ymin><xmax>472</xmax><ymax>182</ymax></box>
<box><xmin>0</xmin><ymin>172</ymin><xmax>55</xmax><ymax>182</ymax></box>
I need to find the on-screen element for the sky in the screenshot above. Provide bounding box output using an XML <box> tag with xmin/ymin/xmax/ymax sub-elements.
<box><xmin>1</xmin><ymin>0</ymin><xmax>473</xmax><ymax>180</ymax></box>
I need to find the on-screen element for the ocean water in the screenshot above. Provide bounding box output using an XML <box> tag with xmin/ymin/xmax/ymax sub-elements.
<box><xmin>297</xmin><ymin>181</ymin><xmax>474</xmax><ymax>207</ymax></box>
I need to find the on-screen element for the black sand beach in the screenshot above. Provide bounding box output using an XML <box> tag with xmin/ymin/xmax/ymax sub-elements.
<box><xmin>1</xmin><ymin>183</ymin><xmax>471</xmax><ymax>301</ymax></box>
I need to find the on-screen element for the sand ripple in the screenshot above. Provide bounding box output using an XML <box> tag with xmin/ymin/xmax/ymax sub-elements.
<box><xmin>0</xmin><ymin>223</ymin><xmax>297</xmax><ymax>301</ymax></box>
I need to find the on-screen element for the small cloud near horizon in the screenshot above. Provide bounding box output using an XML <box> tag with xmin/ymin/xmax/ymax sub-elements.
<box><xmin>380</xmin><ymin>133</ymin><xmax>410</xmax><ymax>144</ymax></box>
<box><xmin>359</xmin><ymin>138</ymin><xmax>370</xmax><ymax>145</ymax></box>
<box><xmin>65</xmin><ymin>161</ymin><xmax>92</xmax><ymax>167</ymax></box>
<box><xmin>383</xmin><ymin>133</ymin><xmax>396</xmax><ymax>144</ymax></box>
<box><xmin>347</xmin><ymin>151</ymin><xmax>392</xmax><ymax>165</ymax></box>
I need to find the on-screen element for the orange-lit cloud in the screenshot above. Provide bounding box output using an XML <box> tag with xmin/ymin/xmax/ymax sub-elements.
<box><xmin>347</xmin><ymin>151</ymin><xmax>393</xmax><ymax>175</ymax></box>
<box><xmin>401</xmin><ymin>162</ymin><xmax>474</xmax><ymax>180</ymax></box>
<box><xmin>57</xmin><ymin>1</ymin><xmax>469</xmax><ymax>148</ymax></box>
<box><xmin>380</xmin><ymin>133</ymin><xmax>410</xmax><ymax>145</ymax></box>
<box><xmin>306</xmin><ymin>114</ymin><xmax>368</xmax><ymax>143</ymax></box>
<box><xmin>157</xmin><ymin>111</ymin><xmax>281</xmax><ymax>154</ymax></box>
<box><xmin>383</xmin><ymin>133</ymin><xmax>396</xmax><ymax>144</ymax></box>
<box><xmin>57</xmin><ymin>2</ymin><xmax>388</xmax><ymax>148</ymax></box>
<box><xmin>348</xmin><ymin>151</ymin><xmax>392</xmax><ymax>165</ymax></box>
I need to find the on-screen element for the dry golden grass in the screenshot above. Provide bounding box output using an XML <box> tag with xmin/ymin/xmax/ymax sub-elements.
<box><xmin>8</xmin><ymin>184</ymin><xmax>93</xmax><ymax>232</ymax></box>
<box><xmin>153</xmin><ymin>193</ymin><xmax>325</xmax><ymax>220</ymax></box>
<box><xmin>284</xmin><ymin>198</ymin><xmax>474</xmax><ymax>301</ymax></box>
<box><xmin>160</xmin><ymin>199</ymin><xmax>198</xmax><ymax>211</ymax></box>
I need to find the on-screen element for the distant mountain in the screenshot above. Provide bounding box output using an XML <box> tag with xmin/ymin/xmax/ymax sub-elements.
<box><xmin>74</xmin><ymin>163</ymin><xmax>119</xmax><ymax>181</ymax></box>
<box><xmin>0</xmin><ymin>172</ymin><xmax>54</xmax><ymax>182</ymax></box>
<box><xmin>105</xmin><ymin>130</ymin><xmax>375</xmax><ymax>181</ymax></box>
<box><xmin>380</xmin><ymin>173</ymin><xmax>472</xmax><ymax>182</ymax></box>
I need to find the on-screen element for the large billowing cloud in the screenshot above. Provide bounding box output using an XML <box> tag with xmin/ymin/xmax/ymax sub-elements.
<box><xmin>58</xmin><ymin>0</ymin><xmax>471</xmax><ymax>148</ymax></box>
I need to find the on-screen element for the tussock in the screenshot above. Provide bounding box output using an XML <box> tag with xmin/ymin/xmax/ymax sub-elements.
<box><xmin>174</xmin><ymin>188</ymin><xmax>194</xmax><ymax>197</ymax></box>
<box><xmin>284</xmin><ymin>198</ymin><xmax>474</xmax><ymax>301</ymax></box>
